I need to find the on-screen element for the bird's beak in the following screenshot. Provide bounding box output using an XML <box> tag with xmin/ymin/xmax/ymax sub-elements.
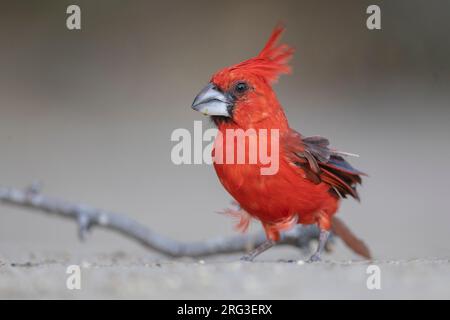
<box><xmin>191</xmin><ymin>83</ymin><xmax>233</xmax><ymax>117</ymax></box>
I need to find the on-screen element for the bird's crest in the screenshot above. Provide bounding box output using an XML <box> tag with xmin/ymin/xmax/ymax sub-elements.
<box><xmin>226</xmin><ymin>25</ymin><xmax>295</xmax><ymax>84</ymax></box>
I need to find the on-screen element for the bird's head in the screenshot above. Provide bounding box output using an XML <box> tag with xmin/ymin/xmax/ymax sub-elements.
<box><xmin>192</xmin><ymin>26</ymin><xmax>294</xmax><ymax>128</ymax></box>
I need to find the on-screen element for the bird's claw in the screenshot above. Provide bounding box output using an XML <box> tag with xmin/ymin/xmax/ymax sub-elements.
<box><xmin>240</xmin><ymin>255</ymin><xmax>255</xmax><ymax>262</ymax></box>
<box><xmin>307</xmin><ymin>253</ymin><xmax>321</xmax><ymax>263</ymax></box>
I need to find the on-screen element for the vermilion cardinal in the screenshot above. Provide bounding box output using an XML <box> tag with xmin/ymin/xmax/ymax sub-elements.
<box><xmin>191</xmin><ymin>26</ymin><xmax>365</xmax><ymax>262</ymax></box>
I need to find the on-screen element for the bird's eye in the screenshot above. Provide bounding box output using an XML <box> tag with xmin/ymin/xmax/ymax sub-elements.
<box><xmin>234</xmin><ymin>82</ymin><xmax>249</xmax><ymax>94</ymax></box>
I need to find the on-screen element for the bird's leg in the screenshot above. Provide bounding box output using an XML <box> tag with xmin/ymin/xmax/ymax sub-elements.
<box><xmin>240</xmin><ymin>239</ymin><xmax>276</xmax><ymax>261</ymax></box>
<box><xmin>307</xmin><ymin>229</ymin><xmax>330</xmax><ymax>262</ymax></box>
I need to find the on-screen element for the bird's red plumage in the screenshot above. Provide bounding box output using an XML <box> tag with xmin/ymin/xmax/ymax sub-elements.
<box><xmin>209</xmin><ymin>26</ymin><xmax>362</xmax><ymax>241</ymax></box>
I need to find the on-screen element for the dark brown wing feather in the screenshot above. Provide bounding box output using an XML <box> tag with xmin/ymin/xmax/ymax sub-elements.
<box><xmin>283</xmin><ymin>130</ymin><xmax>365</xmax><ymax>200</ymax></box>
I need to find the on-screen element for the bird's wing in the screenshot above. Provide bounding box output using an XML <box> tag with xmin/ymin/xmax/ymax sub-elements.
<box><xmin>282</xmin><ymin>129</ymin><xmax>365</xmax><ymax>200</ymax></box>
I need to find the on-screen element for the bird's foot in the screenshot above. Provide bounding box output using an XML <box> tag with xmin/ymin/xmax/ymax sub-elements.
<box><xmin>307</xmin><ymin>253</ymin><xmax>321</xmax><ymax>263</ymax></box>
<box><xmin>240</xmin><ymin>254</ymin><xmax>255</xmax><ymax>262</ymax></box>
<box><xmin>239</xmin><ymin>239</ymin><xmax>275</xmax><ymax>262</ymax></box>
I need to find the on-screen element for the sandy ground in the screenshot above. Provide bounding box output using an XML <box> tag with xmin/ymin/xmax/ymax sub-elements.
<box><xmin>1</xmin><ymin>248</ymin><xmax>449</xmax><ymax>299</ymax></box>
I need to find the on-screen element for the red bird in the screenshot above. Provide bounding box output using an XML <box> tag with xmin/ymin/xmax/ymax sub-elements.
<box><xmin>192</xmin><ymin>26</ymin><xmax>364</xmax><ymax>262</ymax></box>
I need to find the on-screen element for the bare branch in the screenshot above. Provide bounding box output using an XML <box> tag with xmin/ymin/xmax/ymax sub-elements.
<box><xmin>0</xmin><ymin>185</ymin><xmax>322</xmax><ymax>258</ymax></box>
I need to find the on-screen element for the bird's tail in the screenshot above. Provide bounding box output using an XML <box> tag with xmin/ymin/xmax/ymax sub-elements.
<box><xmin>331</xmin><ymin>216</ymin><xmax>372</xmax><ymax>259</ymax></box>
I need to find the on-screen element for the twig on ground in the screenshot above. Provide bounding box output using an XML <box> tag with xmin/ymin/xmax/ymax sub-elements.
<box><xmin>0</xmin><ymin>184</ymin><xmax>370</xmax><ymax>259</ymax></box>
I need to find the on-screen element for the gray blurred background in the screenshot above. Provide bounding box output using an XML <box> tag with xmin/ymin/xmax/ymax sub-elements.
<box><xmin>0</xmin><ymin>0</ymin><xmax>449</xmax><ymax>260</ymax></box>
